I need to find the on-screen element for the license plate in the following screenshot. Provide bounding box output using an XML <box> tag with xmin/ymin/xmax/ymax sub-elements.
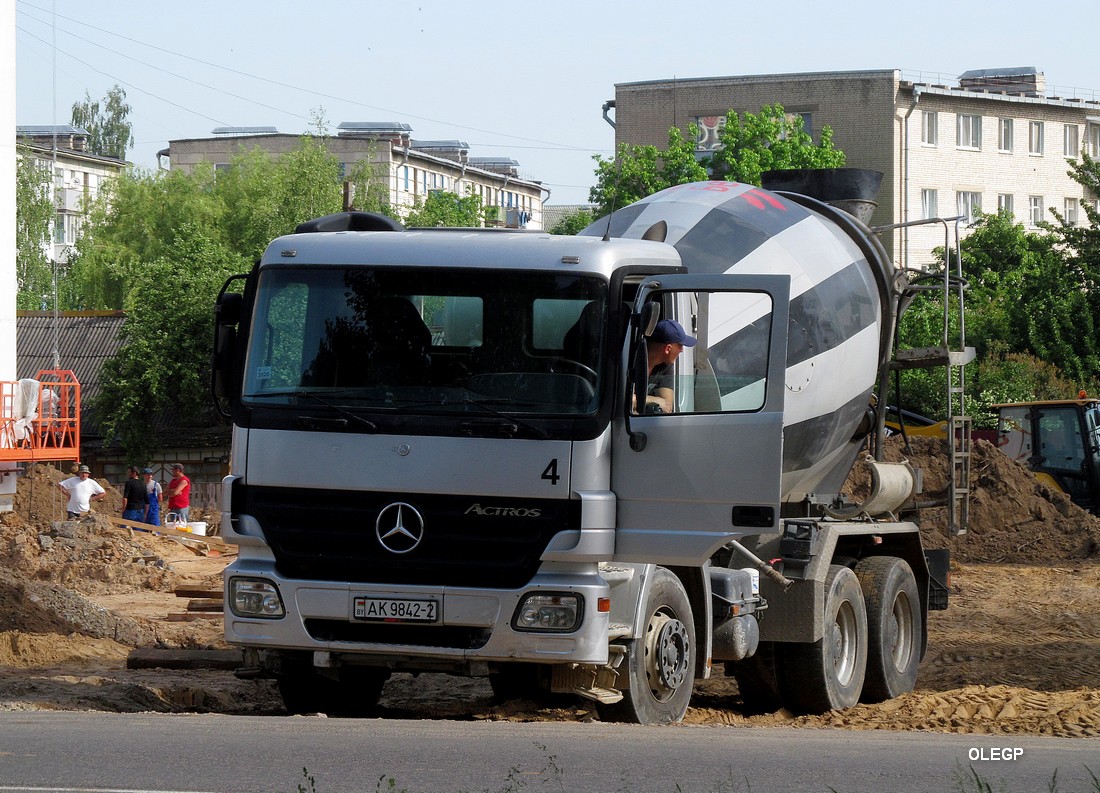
<box><xmin>353</xmin><ymin>596</ymin><xmax>439</xmax><ymax>623</ymax></box>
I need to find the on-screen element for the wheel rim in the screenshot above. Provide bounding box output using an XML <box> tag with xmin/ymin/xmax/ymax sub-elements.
<box><xmin>887</xmin><ymin>590</ymin><xmax>914</xmax><ymax>671</ymax></box>
<box><xmin>643</xmin><ymin>610</ymin><xmax>691</xmax><ymax>701</ymax></box>
<box><xmin>830</xmin><ymin>600</ymin><xmax>858</xmax><ymax>686</ymax></box>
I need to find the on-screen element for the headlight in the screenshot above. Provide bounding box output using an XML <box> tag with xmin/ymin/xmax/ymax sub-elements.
<box><xmin>229</xmin><ymin>578</ymin><xmax>285</xmax><ymax>618</ymax></box>
<box><xmin>512</xmin><ymin>593</ymin><xmax>582</xmax><ymax>632</ymax></box>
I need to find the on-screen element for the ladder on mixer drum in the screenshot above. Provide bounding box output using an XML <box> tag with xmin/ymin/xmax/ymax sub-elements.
<box><xmin>879</xmin><ymin>215</ymin><xmax>974</xmax><ymax>536</ymax></box>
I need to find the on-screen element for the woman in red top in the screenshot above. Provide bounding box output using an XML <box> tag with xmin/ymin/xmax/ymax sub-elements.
<box><xmin>166</xmin><ymin>463</ymin><xmax>192</xmax><ymax>522</ymax></box>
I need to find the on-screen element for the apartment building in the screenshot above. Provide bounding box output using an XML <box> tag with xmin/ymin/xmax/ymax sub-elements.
<box><xmin>609</xmin><ymin>68</ymin><xmax>1100</xmax><ymax>268</ymax></box>
<box><xmin>164</xmin><ymin>122</ymin><xmax>547</xmax><ymax>229</ymax></box>
<box><xmin>15</xmin><ymin>125</ymin><xmax>128</xmax><ymax>266</ymax></box>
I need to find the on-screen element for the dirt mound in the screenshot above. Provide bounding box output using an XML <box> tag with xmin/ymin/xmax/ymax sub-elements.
<box><xmin>1</xmin><ymin>460</ymin><xmax>1099</xmax><ymax>738</ymax></box>
<box><xmin>845</xmin><ymin>436</ymin><xmax>1100</xmax><ymax>563</ymax></box>
<box><xmin>0</xmin><ymin>464</ymin><xmax>224</xmax><ymax>650</ymax></box>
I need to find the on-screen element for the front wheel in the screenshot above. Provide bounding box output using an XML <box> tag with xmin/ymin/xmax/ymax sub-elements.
<box><xmin>855</xmin><ymin>556</ymin><xmax>922</xmax><ymax>702</ymax></box>
<box><xmin>778</xmin><ymin>564</ymin><xmax>868</xmax><ymax>715</ymax></box>
<box><xmin>598</xmin><ymin>567</ymin><xmax>695</xmax><ymax>724</ymax></box>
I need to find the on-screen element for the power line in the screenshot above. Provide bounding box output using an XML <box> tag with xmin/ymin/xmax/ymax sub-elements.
<box><xmin>16</xmin><ymin>1</ymin><xmax>600</xmax><ymax>153</ymax></box>
<box><xmin>17</xmin><ymin>23</ymin><xmax>231</xmax><ymax>127</ymax></box>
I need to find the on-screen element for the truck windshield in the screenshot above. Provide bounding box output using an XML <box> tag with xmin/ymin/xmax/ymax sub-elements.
<box><xmin>242</xmin><ymin>266</ymin><xmax>608</xmax><ymax>415</ymax></box>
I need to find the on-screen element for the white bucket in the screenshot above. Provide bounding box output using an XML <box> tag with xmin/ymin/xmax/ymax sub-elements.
<box><xmin>185</xmin><ymin>521</ymin><xmax>208</xmax><ymax>536</ymax></box>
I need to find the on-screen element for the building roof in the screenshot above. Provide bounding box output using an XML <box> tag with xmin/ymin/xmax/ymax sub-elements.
<box><xmin>411</xmin><ymin>140</ymin><xmax>470</xmax><ymax>150</ymax></box>
<box><xmin>16</xmin><ymin>124</ymin><xmax>90</xmax><ymax>137</ymax></box>
<box><xmin>15</xmin><ymin>311</ymin><xmax>230</xmax><ymax>450</ymax></box>
<box><xmin>16</xmin><ymin>311</ymin><xmax>127</xmax><ymax>438</ymax></box>
<box><xmin>958</xmin><ymin>67</ymin><xmax>1038</xmax><ymax>80</ymax></box>
<box><xmin>211</xmin><ymin>126</ymin><xmax>279</xmax><ymax>135</ymax></box>
<box><xmin>338</xmin><ymin>121</ymin><xmax>413</xmax><ymax>136</ymax></box>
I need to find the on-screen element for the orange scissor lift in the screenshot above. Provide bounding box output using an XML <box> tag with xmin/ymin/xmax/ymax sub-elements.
<box><xmin>0</xmin><ymin>370</ymin><xmax>81</xmax><ymax>463</ymax></box>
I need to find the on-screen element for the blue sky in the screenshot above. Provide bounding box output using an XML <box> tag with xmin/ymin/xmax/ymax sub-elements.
<box><xmin>14</xmin><ymin>0</ymin><xmax>1097</xmax><ymax>206</ymax></box>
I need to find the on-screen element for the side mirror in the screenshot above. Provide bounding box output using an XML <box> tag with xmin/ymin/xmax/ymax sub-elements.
<box><xmin>211</xmin><ymin>277</ymin><xmax>247</xmax><ymax>416</ymax></box>
<box><xmin>624</xmin><ymin>302</ymin><xmax>661</xmax><ymax>452</ymax></box>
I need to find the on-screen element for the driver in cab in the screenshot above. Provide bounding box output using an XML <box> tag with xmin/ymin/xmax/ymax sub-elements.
<box><xmin>643</xmin><ymin>319</ymin><xmax>696</xmax><ymax>414</ymax></box>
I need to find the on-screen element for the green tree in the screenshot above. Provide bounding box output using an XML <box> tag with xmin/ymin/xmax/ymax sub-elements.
<box><xmin>896</xmin><ymin>210</ymin><xmax>1100</xmax><ymax>424</ymax></box>
<box><xmin>404</xmin><ymin>190</ymin><xmax>483</xmax><ymax>227</ymax></box>
<box><xmin>65</xmin><ymin>163</ymin><xmax>222</xmax><ymax>309</ymax></box>
<box><xmin>75</xmin><ymin>132</ymin><xmax>357</xmax><ymax>459</ymax></box>
<box><xmin>590</xmin><ymin>125</ymin><xmax>707</xmax><ymax>217</ymax></box>
<box><xmin>95</xmin><ymin>222</ymin><xmax>249</xmax><ymax>462</ymax></box>
<box><xmin>705</xmin><ymin>104</ymin><xmax>845</xmax><ymax>186</ymax></box>
<box><xmin>548</xmin><ymin>209</ymin><xmax>595</xmax><ymax>235</ymax></box>
<box><xmin>70</xmin><ymin>85</ymin><xmax>134</xmax><ymax>160</ymax></box>
<box><xmin>589</xmin><ymin>106</ymin><xmax>843</xmax><ymax>216</ymax></box>
<box><xmin>15</xmin><ymin>145</ymin><xmax>55</xmax><ymax>310</ymax></box>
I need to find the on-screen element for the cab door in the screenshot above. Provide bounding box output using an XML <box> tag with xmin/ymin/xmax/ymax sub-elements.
<box><xmin>611</xmin><ymin>274</ymin><xmax>790</xmax><ymax>565</ymax></box>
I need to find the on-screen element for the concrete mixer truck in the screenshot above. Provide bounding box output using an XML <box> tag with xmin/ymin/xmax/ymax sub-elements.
<box><xmin>211</xmin><ymin>173</ymin><xmax>968</xmax><ymax>724</ymax></box>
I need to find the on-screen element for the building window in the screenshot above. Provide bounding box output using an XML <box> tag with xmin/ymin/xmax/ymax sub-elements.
<box><xmin>1029</xmin><ymin>195</ymin><xmax>1044</xmax><ymax>225</ymax></box>
<box><xmin>921</xmin><ymin>111</ymin><xmax>938</xmax><ymax>146</ymax></box>
<box><xmin>957</xmin><ymin>114</ymin><xmax>982</xmax><ymax>149</ymax></box>
<box><xmin>957</xmin><ymin>191</ymin><xmax>982</xmax><ymax>222</ymax></box>
<box><xmin>921</xmin><ymin>189</ymin><xmax>938</xmax><ymax>219</ymax></box>
<box><xmin>997</xmin><ymin>193</ymin><xmax>1014</xmax><ymax>215</ymax></box>
<box><xmin>998</xmin><ymin>118</ymin><xmax>1013</xmax><ymax>152</ymax></box>
<box><xmin>1064</xmin><ymin>124</ymin><xmax>1080</xmax><ymax>157</ymax></box>
<box><xmin>1029</xmin><ymin>121</ymin><xmax>1044</xmax><ymax>155</ymax></box>
<box><xmin>1064</xmin><ymin>197</ymin><xmax>1079</xmax><ymax>225</ymax></box>
<box><xmin>1091</xmin><ymin>124</ymin><xmax>1100</xmax><ymax>158</ymax></box>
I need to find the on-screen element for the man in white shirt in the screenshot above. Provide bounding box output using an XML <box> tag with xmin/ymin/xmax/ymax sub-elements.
<box><xmin>58</xmin><ymin>464</ymin><xmax>107</xmax><ymax>519</ymax></box>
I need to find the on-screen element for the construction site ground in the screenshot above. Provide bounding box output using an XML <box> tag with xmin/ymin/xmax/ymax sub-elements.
<box><xmin>1</xmin><ymin>437</ymin><xmax>1099</xmax><ymax>739</ymax></box>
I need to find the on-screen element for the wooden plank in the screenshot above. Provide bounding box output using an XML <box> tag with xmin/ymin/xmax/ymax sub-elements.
<box><xmin>166</xmin><ymin>611</ymin><xmax>224</xmax><ymax>622</ymax></box>
<box><xmin>105</xmin><ymin>515</ymin><xmax>230</xmax><ymax>546</ymax></box>
<box><xmin>174</xmin><ymin>586</ymin><xmax>223</xmax><ymax>599</ymax></box>
<box><xmin>127</xmin><ymin>648</ymin><xmax>241</xmax><ymax>670</ymax></box>
<box><xmin>186</xmin><ymin>598</ymin><xmax>224</xmax><ymax>612</ymax></box>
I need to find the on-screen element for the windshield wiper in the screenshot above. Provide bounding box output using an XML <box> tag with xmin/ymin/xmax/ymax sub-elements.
<box><xmin>459</xmin><ymin>396</ymin><xmax>549</xmax><ymax>439</ymax></box>
<box><xmin>294</xmin><ymin>390</ymin><xmax>379</xmax><ymax>433</ymax></box>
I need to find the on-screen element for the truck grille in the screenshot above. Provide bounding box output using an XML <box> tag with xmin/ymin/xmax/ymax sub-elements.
<box><xmin>304</xmin><ymin>619</ymin><xmax>491</xmax><ymax>649</ymax></box>
<box><xmin>232</xmin><ymin>485</ymin><xmax>578</xmax><ymax>589</ymax></box>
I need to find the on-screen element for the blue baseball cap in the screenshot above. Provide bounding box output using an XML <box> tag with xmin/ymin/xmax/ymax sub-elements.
<box><xmin>650</xmin><ymin>319</ymin><xmax>697</xmax><ymax>347</ymax></box>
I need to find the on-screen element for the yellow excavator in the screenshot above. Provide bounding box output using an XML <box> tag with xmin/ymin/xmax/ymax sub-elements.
<box><xmin>993</xmin><ymin>395</ymin><xmax>1100</xmax><ymax>515</ymax></box>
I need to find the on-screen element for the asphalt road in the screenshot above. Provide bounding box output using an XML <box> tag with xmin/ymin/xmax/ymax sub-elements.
<box><xmin>0</xmin><ymin>712</ymin><xmax>1096</xmax><ymax>793</ymax></box>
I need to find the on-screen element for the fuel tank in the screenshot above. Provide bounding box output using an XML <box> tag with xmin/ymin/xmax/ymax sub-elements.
<box><xmin>581</xmin><ymin>178</ymin><xmax>897</xmax><ymax>503</ymax></box>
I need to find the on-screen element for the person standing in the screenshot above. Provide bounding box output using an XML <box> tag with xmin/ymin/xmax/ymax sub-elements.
<box><xmin>120</xmin><ymin>465</ymin><xmax>147</xmax><ymax>524</ymax></box>
<box><xmin>166</xmin><ymin>463</ymin><xmax>192</xmax><ymax>523</ymax></box>
<box><xmin>142</xmin><ymin>467</ymin><xmax>163</xmax><ymax>526</ymax></box>
<box><xmin>58</xmin><ymin>464</ymin><xmax>106</xmax><ymax>520</ymax></box>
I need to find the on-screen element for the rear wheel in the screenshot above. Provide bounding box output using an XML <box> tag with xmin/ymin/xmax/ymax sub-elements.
<box><xmin>598</xmin><ymin>567</ymin><xmax>695</xmax><ymax>724</ymax></box>
<box><xmin>855</xmin><ymin>556</ymin><xmax>922</xmax><ymax>702</ymax></box>
<box><xmin>779</xmin><ymin>564</ymin><xmax>868</xmax><ymax>714</ymax></box>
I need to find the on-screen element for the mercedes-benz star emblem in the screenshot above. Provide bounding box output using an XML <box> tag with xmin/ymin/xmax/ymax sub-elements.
<box><xmin>375</xmin><ymin>502</ymin><xmax>425</xmax><ymax>554</ymax></box>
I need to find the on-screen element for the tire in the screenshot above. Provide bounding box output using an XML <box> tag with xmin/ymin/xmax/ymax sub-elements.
<box><xmin>855</xmin><ymin>556</ymin><xmax>922</xmax><ymax>702</ymax></box>
<box><xmin>598</xmin><ymin>567</ymin><xmax>695</xmax><ymax>724</ymax></box>
<box><xmin>725</xmin><ymin>641</ymin><xmax>783</xmax><ymax>714</ymax></box>
<box><xmin>276</xmin><ymin>654</ymin><xmax>389</xmax><ymax>717</ymax></box>
<box><xmin>778</xmin><ymin>564</ymin><xmax>868</xmax><ymax>715</ymax></box>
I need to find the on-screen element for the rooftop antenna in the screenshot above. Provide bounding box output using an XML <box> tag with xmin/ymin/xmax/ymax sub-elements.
<box><xmin>601</xmin><ymin>155</ymin><xmax>624</xmax><ymax>242</ymax></box>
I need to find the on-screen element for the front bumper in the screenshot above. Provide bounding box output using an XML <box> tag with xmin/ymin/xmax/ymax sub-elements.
<box><xmin>224</xmin><ymin>558</ymin><xmax>612</xmax><ymax>668</ymax></box>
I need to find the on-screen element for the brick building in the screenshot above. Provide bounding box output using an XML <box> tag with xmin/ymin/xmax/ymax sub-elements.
<box><xmin>609</xmin><ymin>68</ymin><xmax>1100</xmax><ymax>268</ymax></box>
